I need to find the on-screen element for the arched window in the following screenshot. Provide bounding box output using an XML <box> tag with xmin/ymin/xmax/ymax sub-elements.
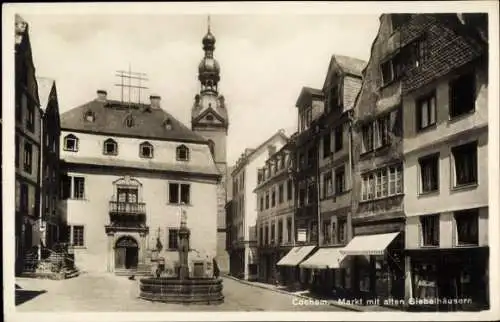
<box><xmin>84</xmin><ymin>110</ymin><xmax>95</xmax><ymax>122</ymax></box>
<box><xmin>64</xmin><ymin>134</ymin><xmax>79</xmax><ymax>152</ymax></box>
<box><xmin>207</xmin><ymin>140</ymin><xmax>215</xmax><ymax>158</ymax></box>
<box><xmin>125</xmin><ymin>115</ymin><xmax>134</xmax><ymax>128</ymax></box>
<box><xmin>176</xmin><ymin>145</ymin><xmax>190</xmax><ymax>161</ymax></box>
<box><xmin>139</xmin><ymin>141</ymin><xmax>154</xmax><ymax>159</ymax></box>
<box><xmin>103</xmin><ymin>138</ymin><xmax>118</xmax><ymax>156</ymax></box>
<box><xmin>164</xmin><ymin>118</ymin><xmax>172</xmax><ymax>130</ymax></box>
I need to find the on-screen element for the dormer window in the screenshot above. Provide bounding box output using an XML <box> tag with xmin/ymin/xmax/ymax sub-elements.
<box><xmin>176</xmin><ymin>145</ymin><xmax>190</xmax><ymax>161</ymax></box>
<box><xmin>84</xmin><ymin>110</ymin><xmax>95</xmax><ymax>122</ymax></box>
<box><xmin>140</xmin><ymin>141</ymin><xmax>154</xmax><ymax>159</ymax></box>
<box><xmin>103</xmin><ymin>138</ymin><xmax>118</xmax><ymax>156</ymax></box>
<box><xmin>125</xmin><ymin>116</ymin><xmax>134</xmax><ymax>128</ymax></box>
<box><xmin>164</xmin><ymin>118</ymin><xmax>172</xmax><ymax>130</ymax></box>
<box><xmin>64</xmin><ymin>134</ymin><xmax>79</xmax><ymax>152</ymax></box>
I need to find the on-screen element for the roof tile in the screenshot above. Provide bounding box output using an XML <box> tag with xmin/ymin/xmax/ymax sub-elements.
<box><xmin>61</xmin><ymin>99</ymin><xmax>207</xmax><ymax>143</ymax></box>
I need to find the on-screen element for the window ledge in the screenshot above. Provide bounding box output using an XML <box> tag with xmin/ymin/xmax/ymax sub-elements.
<box><xmin>416</xmin><ymin>123</ymin><xmax>437</xmax><ymax>134</ymax></box>
<box><xmin>420</xmin><ymin>245</ymin><xmax>440</xmax><ymax>249</ymax></box>
<box><xmin>360</xmin><ymin>144</ymin><xmax>391</xmax><ymax>158</ymax></box>
<box><xmin>335</xmin><ymin>190</ymin><xmax>350</xmax><ymax>197</ymax></box>
<box><xmin>71</xmin><ymin>246</ymin><xmax>87</xmax><ymax>250</ymax></box>
<box><xmin>417</xmin><ymin>190</ymin><xmax>440</xmax><ymax>198</ymax></box>
<box><xmin>359</xmin><ymin>193</ymin><xmax>404</xmax><ymax>204</ymax></box>
<box><xmin>448</xmin><ymin>110</ymin><xmax>476</xmax><ymax>123</ymax></box>
<box><xmin>379</xmin><ymin>78</ymin><xmax>398</xmax><ymax>90</ymax></box>
<box><xmin>451</xmin><ymin>183</ymin><xmax>478</xmax><ymax>192</ymax></box>
<box><xmin>167</xmin><ymin>203</ymin><xmax>192</xmax><ymax>207</ymax></box>
<box><xmin>455</xmin><ymin>243</ymin><xmax>479</xmax><ymax>248</ymax></box>
<box><xmin>63</xmin><ymin>149</ymin><xmax>78</xmax><ymax>153</ymax></box>
<box><xmin>69</xmin><ymin>198</ymin><xmax>88</xmax><ymax>201</ymax></box>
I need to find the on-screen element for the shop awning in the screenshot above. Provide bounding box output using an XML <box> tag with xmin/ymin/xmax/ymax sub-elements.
<box><xmin>299</xmin><ymin>247</ymin><xmax>346</xmax><ymax>269</ymax></box>
<box><xmin>340</xmin><ymin>232</ymin><xmax>400</xmax><ymax>256</ymax></box>
<box><xmin>276</xmin><ymin>246</ymin><xmax>316</xmax><ymax>267</ymax></box>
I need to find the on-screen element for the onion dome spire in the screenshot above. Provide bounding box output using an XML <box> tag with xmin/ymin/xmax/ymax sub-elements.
<box><xmin>198</xmin><ymin>15</ymin><xmax>220</xmax><ymax>94</ymax></box>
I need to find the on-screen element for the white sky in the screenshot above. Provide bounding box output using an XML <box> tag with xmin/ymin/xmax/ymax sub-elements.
<box><xmin>23</xmin><ymin>13</ymin><xmax>380</xmax><ymax>165</ymax></box>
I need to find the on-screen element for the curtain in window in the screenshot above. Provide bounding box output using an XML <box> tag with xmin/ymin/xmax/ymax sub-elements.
<box><xmin>455</xmin><ymin>149</ymin><xmax>477</xmax><ymax>185</ymax></box>
<box><xmin>381</xmin><ymin>170</ymin><xmax>388</xmax><ymax>197</ymax></box>
<box><xmin>368</xmin><ymin>174</ymin><xmax>375</xmax><ymax>199</ymax></box>
<box><xmin>421</xmin><ymin>161</ymin><xmax>433</xmax><ymax>192</ymax></box>
<box><xmin>421</xmin><ymin>100</ymin><xmax>429</xmax><ymax>128</ymax></box>
<box><xmin>374</xmin><ymin>120</ymin><xmax>381</xmax><ymax>148</ymax></box>
<box><xmin>375</xmin><ymin>171</ymin><xmax>383</xmax><ymax>198</ymax></box>
<box><xmin>361</xmin><ymin>178</ymin><xmax>367</xmax><ymax>201</ymax></box>
<box><xmin>429</xmin><ymin>96</ymin><xmax>436</xmax><ymax>125</ymax></box>
<box><xmin>389</xmin><ymin>167</ymin><xmax>396</xmax><ymax>195</ymax></box>
<box><xmin>390</xmin><ymin>109</ymin><xmax>400</xmax><ymax>137</ymax></box>
<box><xmin>396</xmin><ymin>167</ymin><xmax>403</xmax><ymax>194</ymax></box>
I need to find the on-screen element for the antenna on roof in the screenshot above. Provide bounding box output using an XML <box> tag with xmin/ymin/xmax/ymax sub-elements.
<box><xmin>115</xmin><ymin>64</ymin><xmax>149</xmax><ymax>107</ymax></box>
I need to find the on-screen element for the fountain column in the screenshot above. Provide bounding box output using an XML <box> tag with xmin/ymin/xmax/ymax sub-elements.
<box><xmin>178</xmin><ymin>209</ymin><xmax>190</xmax><ymax>280</ymax></box>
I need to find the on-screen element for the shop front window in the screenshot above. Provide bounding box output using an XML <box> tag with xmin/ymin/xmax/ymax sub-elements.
<box><xmin>359</xmin><ymin>269</ymin><xmax>371</xmax><ymax>293</ymax></box>
<box><xmin>358</xmin><ymin>259</ymin><xmax>371</xmax><ymax>293</ymax></box>
<box><xmin>375</xmin><ymin>256</ymin><xmax>391</xmax><ymax>299</ymax></box>
<box><xmin>412</xmin><ymin>263</ymin><xmax>438</xmax><ymax>300</ymax></box>
<box><xmin>344</xmin><ymin>267</ymin><xmax>351</xmax><ymax>290</ymax></box>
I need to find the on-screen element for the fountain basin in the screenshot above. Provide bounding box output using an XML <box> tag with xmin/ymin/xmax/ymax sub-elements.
<box><xmin>139</xmin><ymin>277</ymin><xmax>224</xmax><ymax>304</ymax></box>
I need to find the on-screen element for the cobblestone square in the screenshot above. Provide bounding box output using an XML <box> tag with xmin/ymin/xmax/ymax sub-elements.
<box><xmin>15</xmin><ymin>274</ymin><xmax>350</xmax><ymax>311</ymax></box>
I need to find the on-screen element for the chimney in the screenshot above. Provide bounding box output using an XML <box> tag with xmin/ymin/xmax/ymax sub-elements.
<box><xmin>150</xmin><ymin>95</ymin><xmax>161</xmax><ymax>109</ymax></box>
<box><xmin>96</xmin><ymin>90</ymin><xmax>107</xmax><ymax>102</ymax></box>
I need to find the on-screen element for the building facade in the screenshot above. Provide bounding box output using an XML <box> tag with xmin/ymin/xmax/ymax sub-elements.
<box><xmin>228</xmin><ymin>131</ymin><xmax>288</xmax><ymax>280</ymax></box>
<box><xmin>276</xmin><ymin>87</ymin><xmax>324</xmax><ymax>288</ymax></box>
<box><xmin>300</xmin><ymin>55</ymin><xmax>365</xmax><ymax>296</ymax></box>
<box><xmin>401</xmin><ymin>14</ymin><xmax>489</xmax><ymax>311</ymax></box>
<box><xmin>59</xmin><ymin>92</ymin><xmax>220</xmax><ymax>275</ymax></box>
<box><xmin>37</xmin><ymin>77</ymin><xmax>62</xmax><ymax>251</ymax></box>
<box><xmin>15</xmin><ymin>14</ymin><xmax>42</xmax><ymax>274</ymax></box>
<box><xmin>346</xmin><ymin>14</ymin><xmax>408</xmax><ymax>304</ymax></box>
<box><xmin>255</xmin><ymin>143</ymin><xmax>295</xmax><ymax>284</ymax></box>
<box><xmin>191</xmin><ymin>24</ymin><xmax>230</xmax><ymax>273</ymax></box>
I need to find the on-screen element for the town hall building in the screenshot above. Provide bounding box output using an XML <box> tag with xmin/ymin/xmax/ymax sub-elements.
<box><xmin>58</xmin><ymin>24</ymin><xmax>227</xmax><ymax>276</ymax></box>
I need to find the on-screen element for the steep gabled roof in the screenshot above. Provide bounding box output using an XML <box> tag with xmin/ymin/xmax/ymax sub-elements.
<box><xmin>231</xmin><ymin>129</ymin><xmax>289</xmax><ymax>176</ymax></box>
<box><xmin>36</xmin><ymin>77</ymin><xmax>55</xmax><ymax>111</ymax></box>
<box><xmin>322</xmin><ymin>54</ymin><xmax>367</xmax><ymax>91</ymax></box>
<box><xmin>61</xmin><ymin>99</ymin><xmax>207</xmax><ymax>143</ymax></box>
<box><xmin>333</xmin><ymin>55</ymin><xmax>367</xmax><ymax>76</ymax></box>
<box><xmin>295</xmin><ymin>86</ymin><xmax>324</xmax><ymax>108</ymax></box>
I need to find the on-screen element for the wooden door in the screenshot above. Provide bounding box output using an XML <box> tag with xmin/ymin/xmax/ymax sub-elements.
<box><xmin>125</xmin><ymin>247</ymin><xmax>138</xmax><ymax>269</ymax></box>
<box><xmin>115</xmin><ymin>247</ymin><xmax>126</xmax><ymax>269</ymax></box>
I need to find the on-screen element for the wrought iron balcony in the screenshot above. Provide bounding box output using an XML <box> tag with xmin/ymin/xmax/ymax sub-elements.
<box><xmin>109</xmin><ymin>201</ymin><xmax>146</xmax><ymax>215</ymax></box>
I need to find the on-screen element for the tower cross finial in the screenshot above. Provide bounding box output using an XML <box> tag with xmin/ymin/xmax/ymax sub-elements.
<box><xmin>208</xmin><ymin>15</ymin><xmax>211</xmax><ymax>32</ymax></box>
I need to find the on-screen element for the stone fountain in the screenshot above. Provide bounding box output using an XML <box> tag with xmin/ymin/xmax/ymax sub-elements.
<box><xmin>139</xmin><ymin>210</ymin><xmax>224</xmax><ymax>304</ymax></box>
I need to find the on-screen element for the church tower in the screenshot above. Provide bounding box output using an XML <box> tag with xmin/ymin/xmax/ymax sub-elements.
<box><xmin>191</xmin><ymin>17</ymin><xmax>229</xmax><ymax>272</ymax></box>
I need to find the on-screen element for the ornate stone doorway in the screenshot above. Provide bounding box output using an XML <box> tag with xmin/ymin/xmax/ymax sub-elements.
<box><xmin>115</xmin><ymin>236</ymin><xmax>138</xmax><ymax>269</ymax></box>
